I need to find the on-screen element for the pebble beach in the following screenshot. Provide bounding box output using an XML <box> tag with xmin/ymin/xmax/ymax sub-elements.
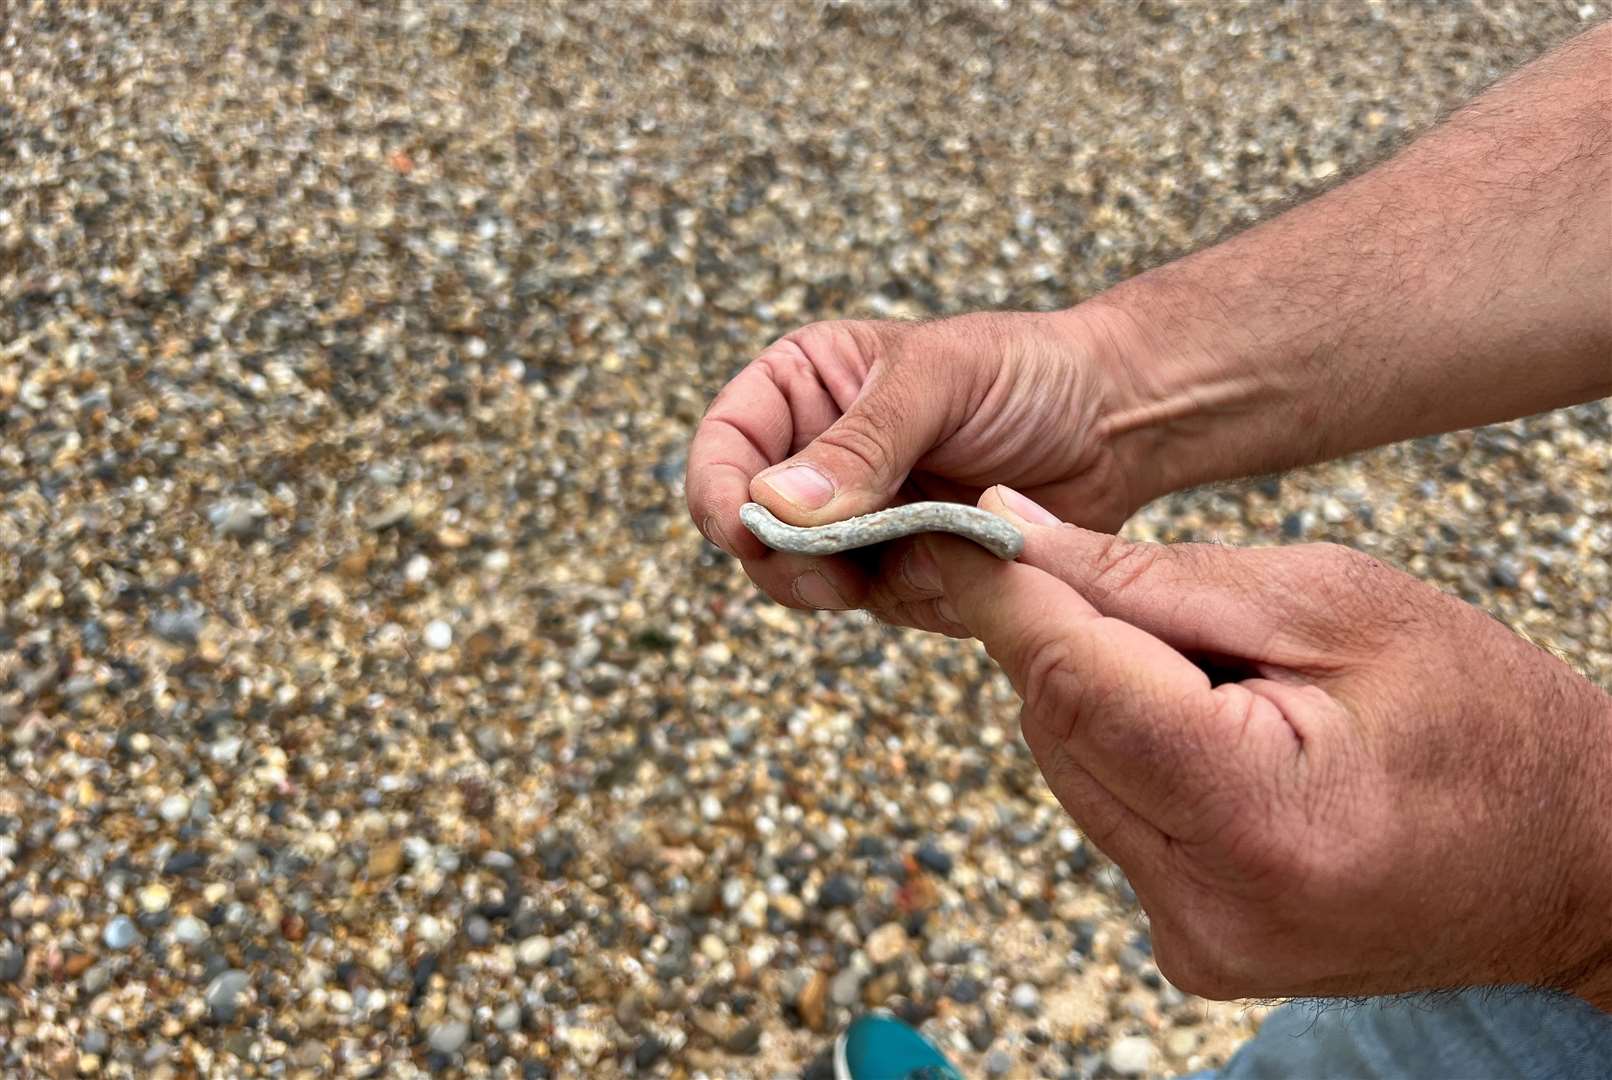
<box><xmin>1</xmin><ymin>2</ymin><xmax>1608</xmax><ymax>1078</ymax></box>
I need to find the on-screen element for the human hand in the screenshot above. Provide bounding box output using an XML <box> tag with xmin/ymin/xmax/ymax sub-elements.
<box><xmin>686</xmin><ymin>309</ymin><xmax>1157</xmax><ymax>631</ymax></box>
<box><xmin>925</xmin><ymin>486</ymin><xmax>1612</xmax><ymax>1006</ymax></box>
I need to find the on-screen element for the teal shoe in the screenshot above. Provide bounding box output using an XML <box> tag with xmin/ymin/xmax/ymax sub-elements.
<box><xmin>834</xmin><ymin>1012</ymin><xmax>965</xmax><ymax>1080</ymax></box>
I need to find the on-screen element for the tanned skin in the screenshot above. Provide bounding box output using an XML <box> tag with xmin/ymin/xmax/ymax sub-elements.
<box><xmin>687</xmin><ymin>24</ymin><xmax>1612</xmax><ymax>1009</ymax></box>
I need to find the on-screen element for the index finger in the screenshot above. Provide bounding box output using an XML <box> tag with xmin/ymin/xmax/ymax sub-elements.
<box><xmin>686</xmin><ymin>342</ymin><xmax>849</xmax><ymax>560</ymax></box>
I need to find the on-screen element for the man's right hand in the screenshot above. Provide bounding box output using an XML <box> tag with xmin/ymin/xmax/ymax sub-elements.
<box><xmin>685</xmin><ymin>308</ymin><xmax>1164</xmax><ymax>633</ymax></box>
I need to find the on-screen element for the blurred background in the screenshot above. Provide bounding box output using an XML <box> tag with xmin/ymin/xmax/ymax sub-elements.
<box><xmin>1</xmin><ymin>1</ymin><xmax>1607</xmax><ymax>1077</ymax></box>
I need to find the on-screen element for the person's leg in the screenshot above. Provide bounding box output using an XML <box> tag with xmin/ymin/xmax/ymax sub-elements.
<box><xmin>1197</xmin><ymin>987</ymin><xmax>1612</xmax><ymax>1080</ymax></box>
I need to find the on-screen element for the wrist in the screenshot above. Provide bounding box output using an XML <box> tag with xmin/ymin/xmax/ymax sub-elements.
<box><xmin>1072</xmin><ymin>262</ymin><xmax>1319</xmax><ymax>502</ymax></box>
<box><xmin>1556</xmin><ymin>688</ymin><xmax>1612</xmax><ymax>1013</ymax></box>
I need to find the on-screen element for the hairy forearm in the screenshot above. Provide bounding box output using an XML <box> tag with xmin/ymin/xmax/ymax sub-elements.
<box><xmin>1088</xmin><ymin>23</ymin><xmax>1612</xmax><ymax>498</ymax></box>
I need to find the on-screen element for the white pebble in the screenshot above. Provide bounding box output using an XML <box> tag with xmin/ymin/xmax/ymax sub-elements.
<box><xmin>158</xmin><ymin>794</ymin><xmax>191</xmax><ymax>824</ymax></box>
<box><xmin>423</xmin><ymin>620</ymin><xmax>453</xmax><ymax>651</ymax></box>
<box><xmin>700</xmin><ymin>794</ymin><xmax>722</xmax><ymax>822</ymax></box>
<box><xmin>1107</xmin><ymin>1036</ymin><xmax>1154</xmax><ymax>1076</ymax></box>
<box><xmin>404</xmin><ymin>554</ymin><xmax>431</xmax><ymax>583</ymax></box>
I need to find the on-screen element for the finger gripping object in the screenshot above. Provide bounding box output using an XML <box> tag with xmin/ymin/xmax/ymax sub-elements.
<box><xmin>739</xmin><ymin>501</ymin><xmax>1024</xmax><ymax>560</ymax></box>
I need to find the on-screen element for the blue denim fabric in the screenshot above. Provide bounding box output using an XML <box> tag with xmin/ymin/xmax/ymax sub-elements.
<box><xmin>1183</xmin><ymin>988</ymin><xmax>1612</xmax><ymax>1080</ymax></box>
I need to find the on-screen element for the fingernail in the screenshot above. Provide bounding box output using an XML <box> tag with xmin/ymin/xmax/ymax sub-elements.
<box><xmin>759</xmin><ymin>464</ymin><xmax>835</xmax><ymax>510</ymax></box>
<box><xmin>937</xmin><ymin>597</ymin><xmax>962</xmax><ymax>625</ymax></box>
<box><xmin>702</xmin><ymin>514</ymin><xmax>734</xmax><ymax>555</ymax></box>
<box><xmin>902</xmin><ymin>545</ymin><xmax>942</xmax><ymax>593</ymax></box>
<box><xmin>792</xmin><ymin>570</ymin><xmax>849</xmax><ymax>610</ymax></box>
<box><xmin>996</xmin><ymin>485</ymin><xmax>1061</xmax><ymax>526</ymax></box>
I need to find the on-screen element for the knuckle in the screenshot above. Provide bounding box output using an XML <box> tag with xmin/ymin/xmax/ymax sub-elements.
<box><xmin>1087</xmin><ymin>536</ymin><xmax>1165</xmax><ymax>600</ymax></box>
<box><xmin>1013</xmin><ymin>634</ymin><xmax>1081</xmax><ymax>739</ymax></box>
<box><xmin>816</xmin><ymin>419</ymin><xmax>898</xmax><ymax>483</ymax></box>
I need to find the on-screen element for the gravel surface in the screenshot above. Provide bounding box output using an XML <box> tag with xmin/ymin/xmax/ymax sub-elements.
<box><xmin>2</xmin><ymin>2</ymin><xmax>1607</xmax><ymax>1078</ymax></box>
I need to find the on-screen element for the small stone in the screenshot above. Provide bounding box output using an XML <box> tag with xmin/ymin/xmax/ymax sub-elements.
<box><xmin>1011</xmin><ymin>982</ymin><xmax>1040</xmax><ymax>1014</ymax></box>
<box><xmin>818</xmin><ymin>875</ymin><xmax>858</xmax><ymax>909</ymax></box>
<box><xmin>428</xmin><ymin>1019</ymin><xmax>470</xmax><ymax>1055</ymax></box>
<box><xmin>796</xmin><ymin>970</ymin><xmax>830</xmax><ymax>1032</ymax></box>
<box><xmin>947</xmin><ymin>976</ymin><xmax>984</xmax><ymax>1004</ymax></box>
<box><xmin>81</xmin><ymin>1028</ymin><xmax>109</xmax><ymax>1056</ymax></box>
<box><xmin>634</xmin><ymin>1038</ymin><xmax>666</xmax><ymax>1069</ymax></box>
<box><xmin>865</xmin><ymin>922</ymin><xmax>909</xmax><ymax>966</ymax></box>
<box><xmin>968</xmin><ymin>1013</ymin><xmax>996</xmax><ymax>1051</ymax></box>
<box><xmin>365</xmin><ymin>498</ymin><xmax>413</xmax><ymax>530</ymax></box>
<box><xmin>158</xmin><ymin>794</ymin><xmax>191</xmax><ymax>824</ymax></box>
<box><xmin>915</xmin><ymin>841</ymin><xmax>953</xmax><ymax>877</ymax></box>
<box><xmin>205</xmin><ymin>969</ymin><xmax>251</xmax><ymax>1022</ymax></box>
<box><xmin>367</xmin><ymin>840</ymin><xmax>404</xmax><ymax>878</ymax></box>
<box><xmin>494</xmin><ymin>1002</ymin><xmax>521</xmax><ymax>1032</ymax></box>
<box><xmin>724</xmin><ymin>1021</ymin><xmax>763</xmax><ymax>1055</ymax></box>
<box><xmin>830</xmin><ymin>966</ymin><xmax>864</xmax><ymax>1007</ymax></box>
<box><xmin>1106</xmin><ymin>1036</ymin><xmax>1154</xmax><ymax>1077</ymax></box>
<box><xmin>557</xmin><ymin>1024</ymin><xmax>607</xmax><ymax>1067</ymax></box>
<box><xmin>985</xmin><ymin>1048</ymin><xmax>1012</xmax><ymax>1077</ymax></box>
<box><xmin>151</xmin><ymin>607</ymin><xmax>204</xmax><ymax>647</ymax></box>
<box><xmin>699</xmin><ymin>933</ymin><xmax>726</xmax><ymax>964</ymax></box>
<box><xmin>517</xmin><ymin>935</ymin><xmax>552</xmax><ymax>967</ymax></box>
<box><xmin>138</xmin><ymin>883</ymin><xmax>171</xmax><ymax>914</ymax></box>
<box><xmin>1166</xmin><ymin>1028</ymin><xmax>1200</xmax><ymax>1059</ymax></box>
<box><xmin>924</xmin><ymin>780</ymin><xmax>952</xmax><ymax>807</ymax></box>
<box><xmin>700</xmin><ymin>793</ymin><xmax>723</xmax><ymax>822</ymax></box>
<box><xmin>1491</xmin><ymin>559</ymin><xmax>1521</xmax><ymax>589</ymax></box>
<box><xmin>771</xmin><ymin>894</ymin><xmax>806</xmax><ymax>924</ymax></box>
<box><xmin>102</xmin><ymin>916</ymin><xmax>139</xmax><ymax>951</ymax></box>
<box><xmin>404</xmin><ymin>554</ymin><xmax>431</xmax><ymax>583</ymax></box>
<box><xmin>423</xmin><ymin>620</ymin><xmax>453</xmax><ymax>651</ymax></box>
<box><xmin>207</xmin><ymin>500</ymin><xmax>263</xmax><ymax>539</ymax></box>
<box><xmin>0</xmin><ymin>941</ymin><xmax>23</xmax><ymax>982</ymax></box>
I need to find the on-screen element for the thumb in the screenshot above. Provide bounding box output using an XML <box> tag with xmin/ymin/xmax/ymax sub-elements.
<box><xmin>749</xmin><ymin>365</ymin><xmax>946</xmax><ymax>525</ymax></box>
<box><xmin>979</xmin><ymin>485</ymin><xmax>1296</xmax><ymax>661</ymax></box>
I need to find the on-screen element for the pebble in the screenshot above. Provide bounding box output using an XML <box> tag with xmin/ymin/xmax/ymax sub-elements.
<box><xmin>830</xmin><ymin>966</ymin><xmax>865</xmax><ymax>1007</ymax></box>
<box><xmin>818</xmin><ymin>875</ymin><xmax>859</xmax><ymax>909</ymax></box>
<box><xmin>1107</xmin><ymin>1035</ymin><xmax>1155</xmax><ymax>1076</ymax></box>
<box><xmin>173</xmin><ymin>915</ymin><xmax>210</xmax><ymax>948</ymax></box>
<box><xmin>1011</xmin><ymin>982</ymin><xmax>1041</xmax><ymax>1014</ymax></box>
<box><xmin>915</xmin><ymin>841</ymin><xmax>954</xmax><ymax>877</ymax></box>
<box><xmin>428</xmin><ymin>1019</ymin><xmax>470</xmax><ymax>1055</ymax></box>
<box><xmin>865</xmin><ymin>922</ymin><xmax>909</xmax><ymax>966</ymax></box>
<box><xmin>423</xmin><ymin>620</ymin><xmax>453</xmax><ymax>651</ymax></box>
<box><xmin>0</xmin><ymin>942</ymin><xmax>24</xmax><ymax>983</ymax></box>
<box><xmin>985</xmin><ymin>1048</ymin><xmax>1012</xmax><ymax>1077</ymax></box>
<box><xmin>101</xmin><ymin>916</ymin><xmax>139</xmax><ymax>951</ymax></box>
<box><xmin>158</xmin><ymin>794</ymin><xmax>191</xmax><ymax>824</ymax></box>
<box><xmin>516</xmin><ymin>936</ymin><xmax>552</xmax><ymax>967</ymax></box>
<box><xmin>137</xmin><ymin>883</ymin><xmax>171</xmax><ymax>914</ymax></box>
<box><xmin>205</xmin><ymin>969</ymin><xmax>251</xmax><ymax>1022</ymax></box>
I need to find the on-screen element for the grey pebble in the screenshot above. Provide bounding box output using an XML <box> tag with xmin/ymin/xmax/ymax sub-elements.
<box><xmin>830</xmin><ymin>966</ymin><xmax>865</xmax><ymax>1007</ymax></box>
<box><xmin>739</xmin><ymin>500</ymin><xmax>1024</xmax><ymax>560</ymax></box>
<box><xmin>428</xmin><ymin>1019</ymin><xmax>470</xmax><ymax>1054</ymax></box>
<box><xmin>173</xmin><ymin>915</ymin><xmax>210</xmax><ymax>947</ymax></box>
<box><xmin>985</xmin><ymin>1048</ymin><xmax>1013</xmax><ymax>1077</ymax></box>
<box><xmin>81</xmin><ymin>1028</ymin><xmax>109</xmax><ymax>1056</ymax></box>
<box><xmin>102</xmin><ymin>915</ymin><xmax>140</xmax><ymax>951</ymax></box>
<box><xmin>205</xmin><ymin>969</ymin><xmax>251</xmax><ymax>1022</ymax></box>
<box><xmin>0</xmin><ymin>941</ymin><xmax>24</xmax><ymax>983</ymax></box>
